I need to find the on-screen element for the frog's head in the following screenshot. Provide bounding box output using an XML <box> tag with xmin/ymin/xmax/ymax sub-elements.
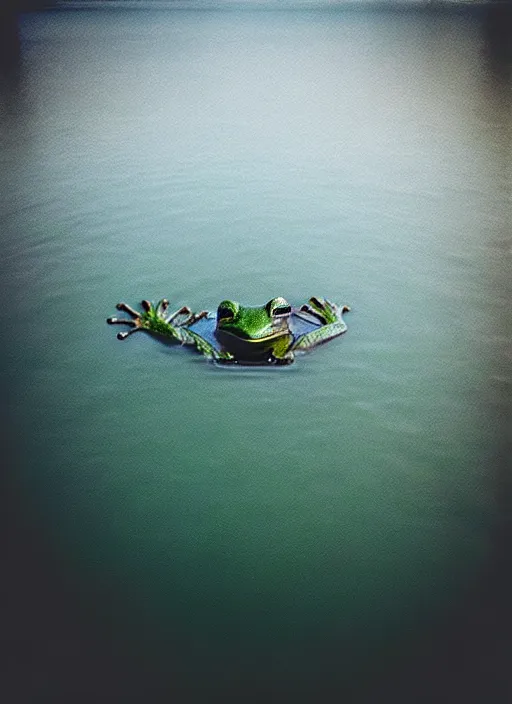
<box><xmin>215</xmin><ymin>297</ymin><xmax>293</xmax><ymax>362</ymax></box>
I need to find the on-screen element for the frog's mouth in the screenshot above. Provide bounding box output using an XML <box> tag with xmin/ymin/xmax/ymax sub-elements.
<box><xmin>216</xmin><ymin>328</ymin><xmax>289</xmax><ymax>344</ymax></box>
<box><xmin>215</xmin><ymin>328</ymin><xmax>292</xmax><ymax>359</ymax></box>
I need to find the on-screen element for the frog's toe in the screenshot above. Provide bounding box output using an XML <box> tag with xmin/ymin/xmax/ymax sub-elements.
<box><xmin>108</xmin><ymin>300</ymin><xmax>146</xmax><ymax>336</ymax></box>
<box><xmin>187</xmin><ymin>310</ymin><xmax>209</xmax><ymax>325</ymax></box>
<box><xmin>107</xmin><ymin>313</ymin><xmax>143</xmax><ymax>340</ymax></box>
<box><xmin>107</xmin><ymin>316</ymin><xmax>137</xmax><ymax>327</ymax></box>
<box><xmin>270</xmin><ymin>352</ymin><xmax>295</xmax><ymax>365</ymax></box>
<box><xmin>300</xmin><ymin>303</ymin><xmax>326</xmax><ymax>324</ymax></box>
<box><xmin>116</xmin><ymin>328</ymin><xmax>142</xmax><ymax>341</ymax></box>
<box><xmin>156</xmin><ymin>299</ymin><xmax>169</xmax><ymax>316</ymax></box>
<box><xmin>177</xmin><ymin>310</ymin><xmax>208</xmax><ymax>327</ymax></box>
<box><xmin>165</xmin><ymin>305</ymin><xmax>192</xmax><ymax>325</ymax></box>
<box><xmin>116</xmin><ymin>302</ymin><xmax>141</xmax><ymax>318</ymax></box>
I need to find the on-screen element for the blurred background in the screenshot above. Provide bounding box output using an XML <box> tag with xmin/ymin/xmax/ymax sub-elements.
<box><xmin>1</xmin><ymin>1</ymin><xmax>511</xmax><ymax>702</ymax></box>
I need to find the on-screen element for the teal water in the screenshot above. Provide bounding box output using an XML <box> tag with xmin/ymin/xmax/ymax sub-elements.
<box><xmin>1</xmin><ymin>7</ymin><xmax>511</xmax><ymax>702</ymax></box>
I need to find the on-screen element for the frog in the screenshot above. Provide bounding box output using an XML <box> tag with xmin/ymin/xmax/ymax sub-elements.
<box><xmin>107</xmin><ymin>296</ymin><xmax>350</xmax><ymax>365</ymax></box>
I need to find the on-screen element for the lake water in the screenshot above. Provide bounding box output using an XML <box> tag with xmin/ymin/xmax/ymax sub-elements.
<box><xmin>1</xmin><ymin>4</ymin><xmax>511</xmax><ymax>702</ymax></box>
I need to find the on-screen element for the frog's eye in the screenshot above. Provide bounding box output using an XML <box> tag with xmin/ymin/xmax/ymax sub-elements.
<box><xmin>217</xmin><ymin>300</ymin><xmax>238</xmax><ymax>322</ymax></box>
<box><xmin>267</xmin><ymin>297</ymin><xmax>291</xmax><ymax>318</ymax></box>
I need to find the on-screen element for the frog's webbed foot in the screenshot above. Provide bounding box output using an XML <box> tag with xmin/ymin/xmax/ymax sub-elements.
<box><xmin>300</xmin><ymin>297</ymin><xmax>350</xmax><ymax>324</ymax></box>
<box><xmin>293</xmin><ymin>297</ymin><xmax>350</xmax><ymax>352</ymax></box>
<box><xmin>107</xmin><ymin>299</ymin><xmax>185</xmax><ymax>343</ymax></box>
<box><xmin>107</xmin><ymin>300</ymin><xmax>231</xmax><ymax>362</ymax></box>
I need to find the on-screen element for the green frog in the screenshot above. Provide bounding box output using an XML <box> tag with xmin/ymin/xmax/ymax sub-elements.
<box><xmin>107</xmin><ymin>296</ymin><xmax>350</xmax><ymax>365</ymax></box>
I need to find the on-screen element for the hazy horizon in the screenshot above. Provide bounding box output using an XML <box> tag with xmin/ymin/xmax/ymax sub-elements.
<box><xmin>12</xmin><ymin>0</ymin><xmax>507</xmax><ymax>11</ymax></box>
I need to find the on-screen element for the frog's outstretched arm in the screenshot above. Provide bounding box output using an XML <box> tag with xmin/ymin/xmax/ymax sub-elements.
<box><xmin>292</xmin><ymin>297</ymin><xmax>350</xmax><ymax>352</ymax></box>
<box><xmin>107</xmin><ymin>300</ymin><xmax>234</xmax><ymax>362</ymax></box>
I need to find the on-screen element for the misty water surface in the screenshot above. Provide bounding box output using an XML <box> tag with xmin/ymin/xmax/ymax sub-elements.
<box><xmin>1</xmin><ymin>5</ymin><xmax>510</xmax><ymax>702</ymax></box>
